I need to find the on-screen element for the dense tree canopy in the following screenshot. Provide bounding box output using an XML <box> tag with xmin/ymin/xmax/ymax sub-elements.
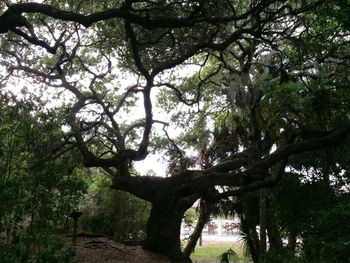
<box><xmin>0</xmin><ymin>0</ymin><xmax>349</xmax><ymax>262</ymax></box>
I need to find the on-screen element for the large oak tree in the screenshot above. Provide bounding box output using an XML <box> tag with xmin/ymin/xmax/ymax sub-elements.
<box><xmin>0</xmin><ymin>1</ymin><xmax>349</xmax><ymax>262</ymax></box>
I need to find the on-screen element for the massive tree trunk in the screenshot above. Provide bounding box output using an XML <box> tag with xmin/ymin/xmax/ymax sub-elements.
<box><xmin>142</xmin><ymin>195</ymin><xmax>198</xmax><ymax>263</ymax></box>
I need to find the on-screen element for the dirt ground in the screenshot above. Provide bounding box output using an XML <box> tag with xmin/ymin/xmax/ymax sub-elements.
<box><xmin>66</xmin><ymin>235</ymin><xmax>241</xmax><ymax>263</ymax></box>
<box><xmin>66</xmin><ymin>236</ymin><xmax>170</xmax><ymax>263</ymax></box>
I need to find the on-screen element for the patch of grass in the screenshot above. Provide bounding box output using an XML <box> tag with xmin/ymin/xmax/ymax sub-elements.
<box><xmin>190</xmin><ymin>242</ymin><xmax>247</xmax><ymax>262</ymax></box>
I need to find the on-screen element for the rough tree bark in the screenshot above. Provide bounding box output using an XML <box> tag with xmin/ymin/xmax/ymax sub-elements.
<box><xmin>143</xmin><ymin>196</ymin><xmax>198</xmax><ymax>262</ymax></box>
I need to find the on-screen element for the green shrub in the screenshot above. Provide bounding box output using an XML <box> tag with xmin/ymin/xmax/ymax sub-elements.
<box><xmin>0</xmin><ymin>231</ymin><xmax>75</xmax><ymax>263</ymax></box>
<box><xmin>80</xmin><ymin>172</ymin><xmax>150</xmax><ymax>242</ymax></box>
<box><xmin>184</xmin><ymin>208</ymin><xmax>197</xmax><ymax>225</ymax></box>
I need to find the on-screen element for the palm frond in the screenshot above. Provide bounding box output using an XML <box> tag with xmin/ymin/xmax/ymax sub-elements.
<box><xmin>217</xmin><ymin>248</ymin><xmax>238</xmax><ymax>263</ymax></box>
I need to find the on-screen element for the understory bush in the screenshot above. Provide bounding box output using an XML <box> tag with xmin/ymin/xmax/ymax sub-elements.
<box><xmin>80</xmin><ymin>171</ymin><xmax>151</xmax><ymax>242</ymax></box>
